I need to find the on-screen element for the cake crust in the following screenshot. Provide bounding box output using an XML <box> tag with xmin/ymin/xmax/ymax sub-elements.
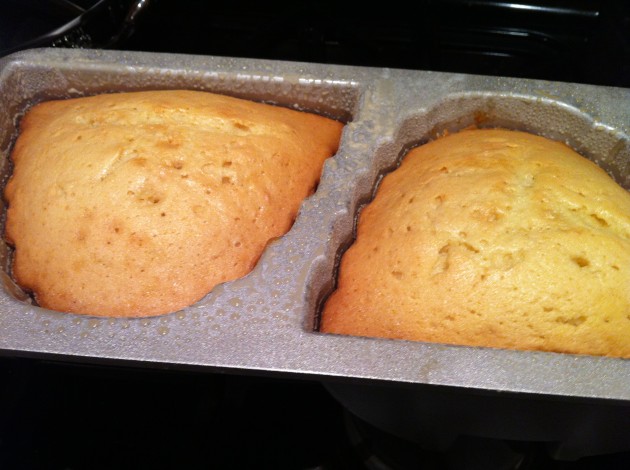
<box><xmin>5</xmin><ymin>90</ymin><xmax>343</xmax><ymax>317</ymax></box>
<box><xmin>320</xmin><ymin>128</ymin><xmax>630</xmax><ymax>358</ymax></box>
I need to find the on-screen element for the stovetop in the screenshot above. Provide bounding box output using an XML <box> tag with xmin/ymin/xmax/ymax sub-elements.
<box><xmin>2</xmin><ymin>357</ymin><xmax>629</xmax><ymax>470</ymax></box>
<box><xmin>2</xmin><ymin>1</ymin><xmax>630</xmax><ymax>469</ymax></box>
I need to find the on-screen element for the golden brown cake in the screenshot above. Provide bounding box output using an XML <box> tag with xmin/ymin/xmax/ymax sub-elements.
<box><xmin>320</xmin><ymin>128</ymin><xmax>630</xmax><ymax>358</ymax></box>
<box><xmin>4</xmin><ymin>89</ymin><xmax>343</xmax><ymax>317</ymax></box>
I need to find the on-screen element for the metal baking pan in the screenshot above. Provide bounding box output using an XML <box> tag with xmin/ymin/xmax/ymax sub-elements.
<box><xmin>1</xmin><ymin>49</ymin><xmax>629</xmax><ymax>422</ymax></box>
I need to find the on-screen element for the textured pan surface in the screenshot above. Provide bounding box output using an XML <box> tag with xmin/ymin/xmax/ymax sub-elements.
<box><xmin>0</xmin><ymin>48</ymin><xmax>629</xmax><ymax>402</ymax></box>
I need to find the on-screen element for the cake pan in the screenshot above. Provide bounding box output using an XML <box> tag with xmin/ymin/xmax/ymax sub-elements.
<box><xmin>0</xmin><ymin>49</ymin><xmax>629</xmax><ymax>457</ymax></box>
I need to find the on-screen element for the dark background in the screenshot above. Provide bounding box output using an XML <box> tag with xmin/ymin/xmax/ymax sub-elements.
<box><xmin>2</xmin><ymin>0</ymin><xmax>630</xmax><ymax>88</ymax></box>
<box><xmin>121</xmin><ymin>0</ymin><xmax>630</xmax><ymax>88</ymax></box>
<box><xmin>1</xmin><ymin>1</ymin><xmax>630</xmax><ymax>469</ymax></box>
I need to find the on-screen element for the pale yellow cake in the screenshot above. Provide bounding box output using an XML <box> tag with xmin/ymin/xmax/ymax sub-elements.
<box><xmin>321</xmin><ymin>128</ymin><xmax>630</xmax><ymax>358</ymax></box>
<box><xmin>5</xmin><ymin>90</ymin><xmax>343</xmax><ymax>317</ymax></box>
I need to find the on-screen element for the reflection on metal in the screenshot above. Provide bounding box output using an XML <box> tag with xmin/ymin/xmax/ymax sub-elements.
<box><xmin>453</xmin><ymin>1</ymin><xmax>600</xmax><ymax>18</ymax></box>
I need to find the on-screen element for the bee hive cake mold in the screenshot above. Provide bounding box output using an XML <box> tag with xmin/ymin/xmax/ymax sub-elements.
<box><xmin>0</xmin><ymin>48</ymin><xmax>629</xmax><ymax>404</ymax></box>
